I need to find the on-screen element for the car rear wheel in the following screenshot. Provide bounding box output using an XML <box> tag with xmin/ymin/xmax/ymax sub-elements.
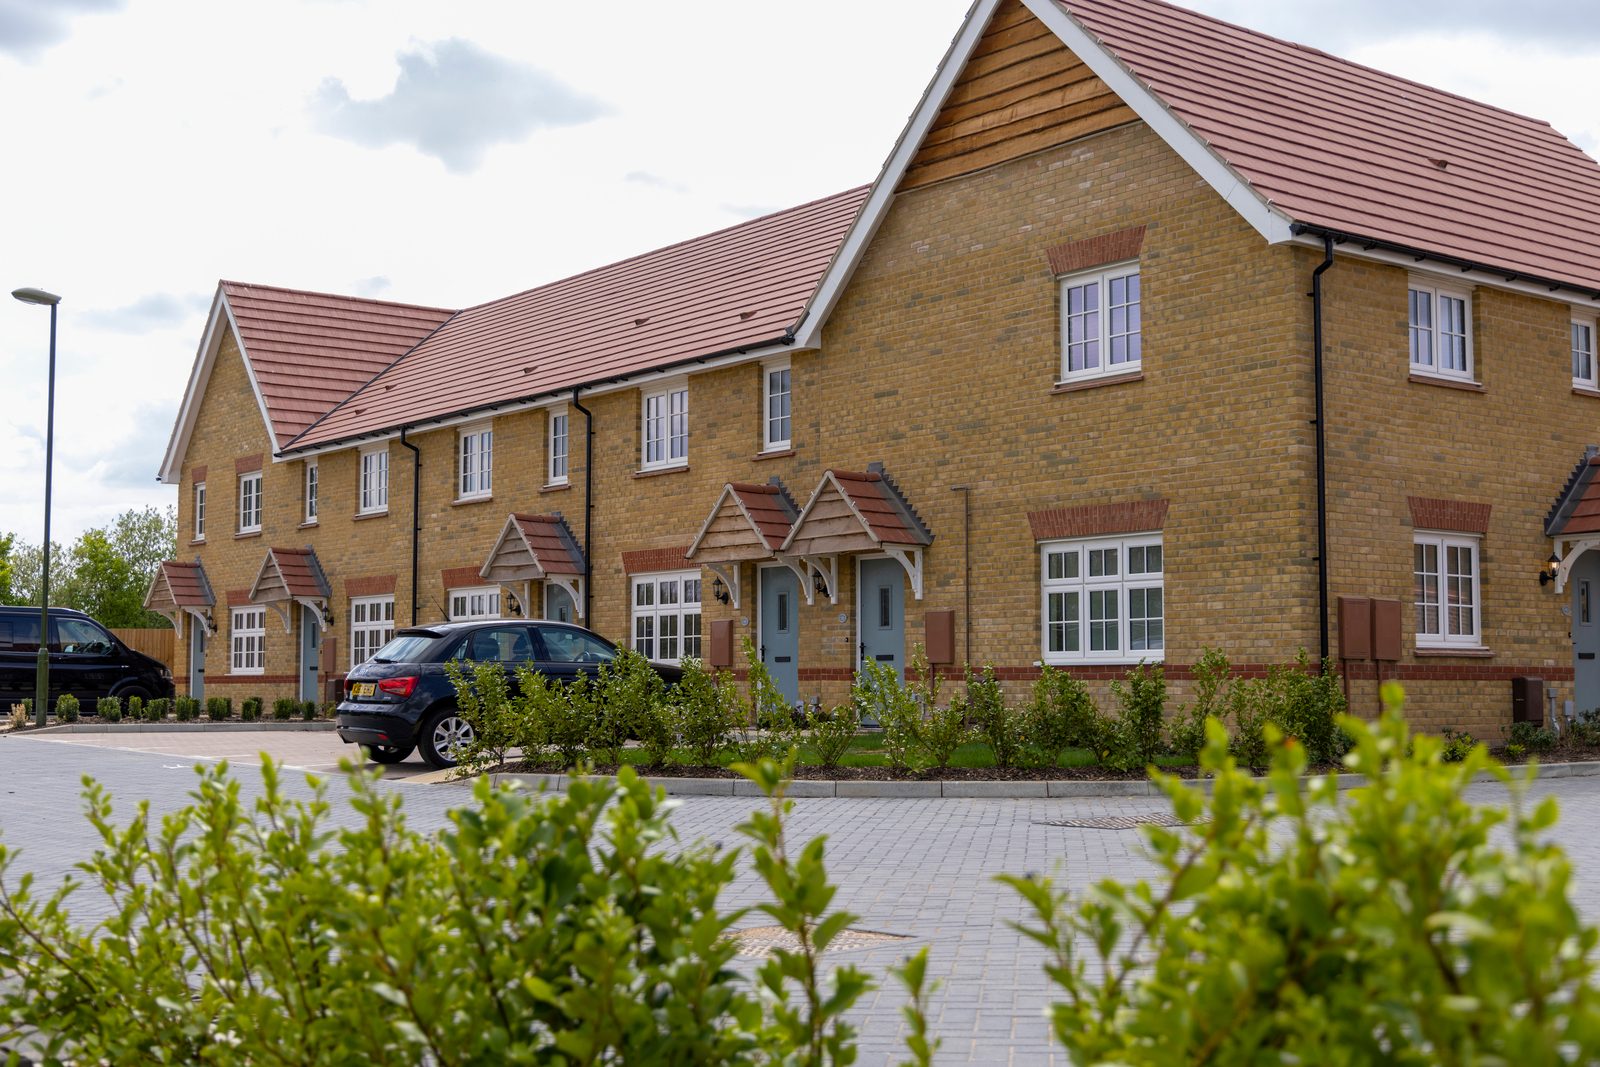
<box><xmin>368</xmin><ymin>744</ymin><xmax>415</xmax><ymax>765</ymax></box>
<box><xmin>419</xmin><ymin>708</ymin><xmax>473</xmax><ymax>769</ymax></box>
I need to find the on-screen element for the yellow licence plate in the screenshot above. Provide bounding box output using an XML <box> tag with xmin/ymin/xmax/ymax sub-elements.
<box><xmin>353</xmin><ymin>682</ymin><xmax>376</xmax><ymax>698</ymax></box>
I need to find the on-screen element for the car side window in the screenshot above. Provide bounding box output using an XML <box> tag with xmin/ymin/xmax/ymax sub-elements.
<box><xmin>0</xmin><ymin>617</ymin><xmax>42</xmax><ymax>652</ymax></box>
<box><xmin>53</xmin><ymin>618</ymin><xmax>114</xmax><ymax>656</ymax></box>
<box><xmin>454</xmin><ymin>627</ymin><xmax>539</xmax><ymax>664</ymax></box>
<box><xmin>537</xmin><ymin>626</ymin><xmax>617</xmax><ymax>664</ymax></box>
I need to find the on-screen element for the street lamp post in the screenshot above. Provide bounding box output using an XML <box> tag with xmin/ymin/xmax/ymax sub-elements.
<box><xmin>13</xmin><ymin>286</ymin><xmax>61</xmax><ymax>729</ymax></box>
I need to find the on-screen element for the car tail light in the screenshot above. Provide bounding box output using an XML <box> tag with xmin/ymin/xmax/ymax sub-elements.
<box><xmin>378</xmin><ymin>676</ymin><xmax>417</xmax><ymax>698</ymax></box>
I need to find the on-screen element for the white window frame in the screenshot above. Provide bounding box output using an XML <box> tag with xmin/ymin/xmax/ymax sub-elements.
<box><xmin>238</xmin><ymin>472</ymin><xmax>262</xmax><ymax>534</ymax></box>
<box><xmin>547</xmin><ymin>405</ymin><xmax>569</xmax><ymax>486</ymax></box>
<box><xmin>1413</xmin><ymin>531</ymin><xmax>1482</xmax><ymax>649</ymax></box>
<box><xmin>630</xmin><ymin>570</ymin><xmax>702</xmax><ymax>664</ymax></box>
<box><xmin>448</xmin><ymin>586</ymin><xmax>501</xmax><ymax>622</ymax></box>
<box><xmin>1573</xmin><ymin>316</ymin><xmax>1597</xmax><ymax>390</ymax></box>
<box><xmin>457</xmin><ymin>423</ymin><xmax>493</xmax><ymax>500</ymax></box>
<box><xmin>304</xmin><ymin>460</ymin><xmax>318</xmax><ymax>524</ymax></box>
<box><xmin>349</xmin><ymin>595</ymin><xmax>395</xmax><ymax>668</ymax></box>
<box><xmin>230</xmin><ymin>607</ymin><xmax>265</xmax><ymax>675</ymax></box>
<box><xmin>1408</xmin><ymin>278</ymin><xmax>1474</xmax><ymax>382</ymax></box>
<box><xmin>1058</xmin><ymin>261</ymin><xmax>1142</xmax><ymax>384</ymax></box>
<box><xmin>763</xmin><ymin>359</ymin><xmax>792</xmax><ymax>452</ymax></box>
<box><xmin>193</xmin><ymin>481</ymin><xmax>206</xmax><ymax>540</ymax></box>
<box><xmin>359</xmin><ymin>446</ymin><xmax>388</xmax><ymax>514</ymax></box>
<box><xmin>1039</xmin><ymin>533</ymin><xmax>1164</xmax><ymax>666</ymax></box>
<box><xmin>641</xmin><ymin>381</ymin><xmax>689</xmax><ymax>471</ymax></box>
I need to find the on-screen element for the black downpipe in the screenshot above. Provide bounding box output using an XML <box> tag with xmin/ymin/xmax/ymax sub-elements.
<box><xmin>399</xmin><ymin>428</ymin><xmax>421</xmax><ymax>625</ymax></box>
<box><xmin>571</xmin><ymin>388</ymin><xmax>594</xmax><ymax>622</ymax></box>
<box><xmin>1311</xmin><ymin>236</ymin><xmax>1336</xmax><ymax>662</ymax></box>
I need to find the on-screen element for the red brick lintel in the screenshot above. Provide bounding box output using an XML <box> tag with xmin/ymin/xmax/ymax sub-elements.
<box><xmin>1407</xmin><ymin>496</ymin><xmax>1492</xmax><ymax>535</ymax></box>
<box><xmin>1046</xmin><ymin>225</ymin><xmax>1146</xmax><ymax>276</ymax></box>
<box><xmin>235</xmin><ymin>453</ymin><xmax>264</xmax><ymax>475</ymax></box>
<box><xmin>623</xmin><ymin>546</ymin><xmax>693</xmax><ymax>573</ymax></box>
<box><xmin>345</xmin><ymin>574</ymin><xmax>397</xmax><ymax>598</ymax></box>
<box><xmin>1028</xmin><ymin>499</ymin><xmax>1168</xmax><ymax>542</ymax></box>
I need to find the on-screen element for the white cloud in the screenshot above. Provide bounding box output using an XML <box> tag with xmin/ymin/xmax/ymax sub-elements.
<box><xmin>0</xmin><ymin>0</ymin><xmax>121</xmax><ymax>61</ymax></box>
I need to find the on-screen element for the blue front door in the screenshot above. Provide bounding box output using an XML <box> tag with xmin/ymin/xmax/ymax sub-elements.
<box><xmin>189</xmin><ymin>624</ymin><xmax>206</xmax><ymax>701</ymax></box>
<box><xmin>858</xmin><ymin>558</ymin><xmax>905</xmax><ymax>680</ymax></box>
<box><xmin>300</xmin><ymin>606</ymin><xmax>321</xmax><ymax>703</ymax></box>
<box><xmin>1575</xmin><ymin>552</ymin><xmax>1600</xmax><ymax>714</ymax></box>
<box><xmin>760</xmin><ymin>566</ymin><xmax>801</xmax><ymax>705</ymax></box>
<box><xmin>545</xmin><ymin>583</ymin><xmax>576</xmax><ymax>624</ymax></box>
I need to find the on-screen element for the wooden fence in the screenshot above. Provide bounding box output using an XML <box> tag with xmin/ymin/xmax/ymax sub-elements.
<box><xmin>112</xmin><ymin>627</ymin><xmax>175</xmax><ymax>668</ymax></box>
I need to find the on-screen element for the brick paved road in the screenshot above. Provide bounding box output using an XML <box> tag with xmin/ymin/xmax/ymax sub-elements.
<box><xmin>5</xmin><ymin>731</ymin><xmax>1600</xmax><ymax>1065</ymax></box>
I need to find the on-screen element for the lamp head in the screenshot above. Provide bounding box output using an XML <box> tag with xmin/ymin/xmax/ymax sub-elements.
<box><xmin>11</xmin><ymin>287</ymin><xmax>61</xmax><ymax>307</ymax></box>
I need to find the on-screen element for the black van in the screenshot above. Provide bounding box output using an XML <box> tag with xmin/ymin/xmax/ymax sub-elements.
<box><xmin>0</xmin><ymin>607</ymin><xmax>175</xmax><ymax>711</ymax></box>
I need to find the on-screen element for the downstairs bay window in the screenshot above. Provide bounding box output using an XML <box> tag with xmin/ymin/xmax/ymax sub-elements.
<box><xmin>1040</xmin><ymin>534</ymin><xmax>1163</xmax><ymax>665</ymax></box>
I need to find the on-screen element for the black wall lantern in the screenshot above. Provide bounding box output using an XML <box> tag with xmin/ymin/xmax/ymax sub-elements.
<box><xmin>1541</xmin><ymin>551</ymin><xmax>1561</xmax><ymax>587</ymax></box>
<box><xmin>712</xmin><ymin>577</ymin><xmax>731</xmax><ymax>604</ymax></box>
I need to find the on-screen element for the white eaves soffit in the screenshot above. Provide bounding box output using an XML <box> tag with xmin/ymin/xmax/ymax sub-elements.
<box><xmin>792</xmin><ymin>0</ymin><xmax>1295</xmax><ymax>350</ymax></box>
<box><xmin>158</xmin><ymin>285</ymin><xmax>282</xmax><ymax>484</ymax></box>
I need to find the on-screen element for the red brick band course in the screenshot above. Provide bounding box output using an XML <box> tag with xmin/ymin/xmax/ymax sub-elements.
<box><xmin>207</xmin><ymin>675</ymin><xmax>299</xmax><ymax>686</ymax></box>
<box><xmin>1045</xmin><ymin>225</ymin><xmax>1147</xmax><ymax>276</ymax></box>
<box><xmin>622</xmin><ymin>546</ymin><xmax>692</xmax><ymax>573</ymax></box>
<box><xmin>345</xmin><ymin>574</ymin><xmax>397</xmax><ymax>598</ymax></box>
<box><xmin>1407</xmin><ymin>496</ymin><xmax>1492</xmax><ymax>534</ymax></box>
<box><xmin>1028</xmin><ymin>499</ymin><xmax>1168</xmax><ymax>541</ymax></box>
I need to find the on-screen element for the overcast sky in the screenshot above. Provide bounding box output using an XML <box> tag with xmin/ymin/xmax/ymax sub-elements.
<box><xmin>2</xmin><ymin>0</ymin><xmax>1596</xmax><ymax>551</ymax></box>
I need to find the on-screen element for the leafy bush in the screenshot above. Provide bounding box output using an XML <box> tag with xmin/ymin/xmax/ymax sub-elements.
<box><xmin>97</xmin><ymin>696</ymin><xmax>122</xmax><ymax>722</ymax></box>
<box><xmin>808</xmin><ymin>702</ymin><xmax>859</xmax><ymax>770</ymax></box>
<box><xmin>1167</xmin><ymin>648</ymin><xmax>1229</xmax><ymax>759</ymax></box>
<box><xmin>240</xmin><ymin>696</ymin><xmax>262</xmax><ymax>722</ymax></box>
<box><xmin>632</xmin><ymin>676</ymin><xmax>677</xmax><ymax>768</ymax></box>
<box><xmin>1225</xmin><ymin>679</ymin><xmax>1270</xmax><ymax>772</ymax></box>
<box><xmin>1568</xmin><ymin>708</ymin><xmax>1600</xmax><ymax>747</ymax></box>
<box><xmin>272</xmin><ymin>697</ymin><xmax>297</xmax><ymax>721</ymax></box>
<box><xmin>10</xmin><ymin>703</ymin><xmax>29</xmax><ymax>729</ymax></box>
<box><xmin>302</xmin><ymin>700</ymin><xmax>318</xmax><ymax>722</ymax></box>
<box><xmin>57</xmin><ymin>693</ymin><xmax>79</xmax><ymax>723</ymax></box>
<box><xmin>1268</xmin><ymin>652</ymin><xmax>1350</xmax><ymax>766</ymax></box>
<box><xmin>1027</xmin><ymin>665</ymin><xmax>1100</xmax><ymax>767</ymax></box>
<box><xmin>671</xmin><ymin>660</ymin><xmax>741</xmax><ymax>767</ymax></box>
<box><xmin>967</xmin><ymin>665</ymin><xmax>1022</xmax><ymax>770</ymax></box>
<box><xmin>1106</xmin><ymin>663</ymin><xmax>1165</xmax><ymax>772</ymax></box>
<box><xmin>591</xmin><ymin>649</ymin><xmax>665</xmax><ymax>766</ymax></box>
<box><xmin>1505</xmin><ymin>742</ymin><xmax>1527</xmax><ymax>762</ymax></box>
<box><xmin>146</xmin><ymin>698</ymin><xmax>170</xmax><ymax>722</ymax></box>
<box><xmin>446</xmin><ymin>658</ymin><xmax>518</xmax><ymax>775</ymax></box>
<box><xmin>205</xmin><ymin>696</ymin><xmax>231</xmax><ymax>722</ymax></box>
<box><xmin>1001</xmin><ymin>688</ymin><xmax>1600</xmax><ymax>1063</ymax></box>
<box><xmin>1508</xmin><ymin>719</ymin><xmax>1557</xmax><ymax>754</ymax></box>
<box><xmin>511</xmin><ymin>665</ymin><xmax>568</xmax><ymax>766</ymax></box>
<box><xmin>174</xmin><ymin>696</ymin><xmax>197</xmax><ymax>722</ymax></box>
<box><xmin>739</xmin><ymin>637</ymin><xmax>799</xmax><ymax>762</ymax></box>
<box><xmin>856</xmin><ymin>659</ymin><xmax>923</xmax><ymax>773</ymax></box>
<box><xmin>1441</xmin><ymin>727</ymin><xmax>1477</xmax><ymax>763</ymax></box>
<box><xmin>920</xmin><ymin>694</ymin><xmax>971</xmax><ymax>772</ymax></box>
<box><xmin>125</xmin><ymin>695</ymin><xmax>144</xmax><ymax>722</ymax></box>
<box><xmin>319</xmin><ymin>702</ymin><xmax>337</xmax><ymax>719</ymax></box>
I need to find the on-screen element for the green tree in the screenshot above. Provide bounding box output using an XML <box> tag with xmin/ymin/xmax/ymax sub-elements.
<box><xmin>0</xmin><ymin>532</ymin><xmax>13</xmax><ymax>604</ymax></box>
<box><xmin>4</xmin><ymin>537</ymin><xmax>70</xmax><ymax>607</ymax></box>
<box><xmin>53</xmin><ymin>506</ymin><xmax>176</xmax><ymax>626</ymax></box>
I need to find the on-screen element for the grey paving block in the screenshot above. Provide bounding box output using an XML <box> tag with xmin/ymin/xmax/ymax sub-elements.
<box><xmin>941</xmin><ymin>781</ymin><xmax>1048</xmax><ymax>799</ymax></box>
<box><xmin>836</xmin><ymin>780</ymin><xmax>942</xmax><ymax>798</ymax></box>
<box><xmin>653</xmin><ymin>776</ymin><xmax>736</xmax><ymax>796</ymax></box>
<box><xmin>1046</xmin><ymin>779</ymin><xmax>1154</xmax><ymax>797</ymax></box>
<box><xmin>732</xmin><ymin>778</ymin><xmax>837</xmax><ymax>798</ymax></box>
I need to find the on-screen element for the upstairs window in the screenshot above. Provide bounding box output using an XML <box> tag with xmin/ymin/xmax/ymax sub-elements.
<box><xmin>238</xmin><ymin>473</ymin><xmax>262</xmax><ymax>534</ymax></box>
<box><xmin>360</xmin><ymin>447</ymin><xmax>388</xmax><ymax>514</ymax></box>
<box><xmin>548</xmin><ymin>406</ymin><xmax>569</xmax><ymax>485</ymax></box>
<box><xmin>764</xmin><ymin>361</ymin><xmax>792</xmax><ymax>451</ymax></box>
<box><xmin>1060</xmin><ymin>264</ymin><xmax>1141</xmax><ymax>383</ymax></box>
<box><xmin>194</xmin><ymin>481</ymin><xmax>207</xmax><ymax>540</ymax></box>
<box><xmin>642</xmin><ymin>384</ymin><xmax>688</xmax><ymax>470</ymax></box>
<box><xmin>304</xmin><ymin>461</ymin><xmax>318</xmax><ymax>523</ymax></box>
<box><xmin>458</xmin><ymin>424</ymin><xmax>493</xmax><ymax>500</ymax></box>
<box><xmin>1574</xmin><ymin>317</ymin><xmax>1597</xmax><ymax>389</ymax></box>
<box><xmin>1409</xmin><ymin>281</ymin><xmax>1472</xmax><ymax>380</ymax></box>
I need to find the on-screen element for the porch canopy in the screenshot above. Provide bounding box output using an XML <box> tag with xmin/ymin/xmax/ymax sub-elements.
<box><xmin>1546</xmin><ymin>445</ymin><xmax>1600</xmax><ymax>592</ymax></box>
<box><xmin>143</xmin><ymin>559</ymin><xmax>216</xmax><ymax>638</ymax></box>
<box><xmin>685</xmin><ymin>480</ymin><xmax>799</xmax><ymax>608</ymax></box>
<box><xmin>249</xmin><ymin>547</ymin><xmax>333</xmax><ymax>633</ymax></box>
<box><xmin>479</xmin><ymin>513</ymin><xmax>586</xmax><ymax>619</ymax></box>
<box><xmin>781</xmin><ymin>464</ymin><xmax>933</xmax><ymax>600</ymax></box>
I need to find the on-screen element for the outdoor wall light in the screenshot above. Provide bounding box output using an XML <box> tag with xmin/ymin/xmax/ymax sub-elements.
<box><xmin>711</xmin><ymin>577</ymin><xmax>730</xmax><ymax>605</ymax></box>
<box><xmin>1541</xmin><ymin>552</ymin><xmax>1562</xmax><ymax>587</ymax></box>
<box><xmin>813</xmin><ymin>572</ymin><xmax>829</xmax><ymax>597</ymax></box>
<box><xmin>321</xmin><ymin>607</ymin><xmax>335</xmax><ymax>628</ymax></box>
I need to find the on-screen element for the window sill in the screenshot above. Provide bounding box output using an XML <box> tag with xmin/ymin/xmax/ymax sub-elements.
<box><xmin>451</xmin><ymin>495</ymin><xmax>494</xmax><ymax>508</ymax></box>
<box><xmin>298</xmin><ymin>520</ymin><xmax>318</xmax><ymax>529</ymax></box>
<box><xmin>754</xmin><ymin>448</ymin><xmax>795</xmax><ymax>461</ymax></box>
<box><xmin>1041</xmin><ymin>657</ymin><xmax>1166</xmax><ymax>668</ymax></box>
<box><xmin>1052</xmin><ymin>369</ymin><xmax>1144</xmax><ymax>394</ymax></box>
<box><xmin>1408</xmin><ymin>372</ymin><xmax>1484</xmax><ymax>393</ymax></box>
<box><xmin>634</xmin><ymin>465</ymin><xmax>689</xmax><ymax>479</ymax></box>
<box><xmin>189</xmin><ymin>537</ymin><xmax>206</xmax><ymax>546</ymax></box>
<box><xmin>353</xmin><ymin>510</ymin><xmax>389</xmax><ymax>521</ymax></box>
<box><xmin>540</xmin><ymin>482</ymin><xmax>572</xmax><ymax>494</ymax></box>
<box><xmin>1574</xmin><ymin>385</ymin><xmax>1600</xmax><ymax>399</ymax></box>
<box><xmin>1414</xmin><ymin>646</ymin><xmax>1493</xmax><ymax>658</ymax></box>
<box><xmin>234</xmin><ymin>530</ymin><xmax>262</xmax><ymax>540</ymax></box>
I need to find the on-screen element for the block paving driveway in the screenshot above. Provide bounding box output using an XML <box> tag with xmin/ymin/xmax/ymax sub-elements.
<box><xmin>5</xmin><ymin>729</ymin><xmax>1600</xmax><ymax>1065</ymax></box>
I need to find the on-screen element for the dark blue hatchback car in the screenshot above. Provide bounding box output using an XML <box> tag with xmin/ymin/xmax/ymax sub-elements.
<box><xmin>336</xmin><ymin>619</ymin><xmax>682</xmax><ymax>768</ymax></box>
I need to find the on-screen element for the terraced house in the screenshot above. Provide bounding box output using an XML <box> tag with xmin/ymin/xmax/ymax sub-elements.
<box><xmin>150</xmin><ymin>0</ymin><xmax>1600</xmax><ymax>736</ymax></box>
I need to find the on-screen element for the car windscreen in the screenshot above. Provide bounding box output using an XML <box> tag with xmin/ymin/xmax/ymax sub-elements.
<box><xmin>370</xmin><ymin>634</ymin><xmax>436</xmax><ymax>663</ymax></box>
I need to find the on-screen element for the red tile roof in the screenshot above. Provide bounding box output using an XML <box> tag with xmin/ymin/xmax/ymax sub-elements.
<box><xmin>287</xmin><ymin>187</ymin><xmax>869</xmax><ymax>450</ymax></box>
<box><xmin>1547</xmin><ymin>451</ymin><xmax>1600</xmax><ymax>537</ymax></box>
<box><xmin>784</xmin><ymin>468</ymin><xmax>932</xmax><ymax>553</ymax></box>
<box><xmin>494</xmin><ymin>514</ymin><xmax>585</xmax><ymax>577</ymax></box>
<box><xmin>251</xmin><ymin>547</ymin><xmax>332</xmax><ymax>601</ymax></box>
<box><xmin>730</xmin><ymin>483</ymin><xmax>799</xmax><ymax>552</ymax></box>
<box><xmin>1059</xmin><ymin>0</ymin><xmax>1600</xmax><ymax>292</ymax></box>
<box><xmin>221</xmin><ymin>282</ymin><xmax>454</xmax><ymax>445</ymax></box>
<box><xmin>147</xmin><ymin>560</ymin><xmax>214</xmax><ymax>609</ymax></box>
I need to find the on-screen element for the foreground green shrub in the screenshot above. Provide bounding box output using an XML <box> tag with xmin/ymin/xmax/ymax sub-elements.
<box><xmin>1267</xmin><ymin>651</ymin><xmax>1349</xmax><ymax>765</ymax></box>
<box><xmin>145</xmin><ymin>697</ymin><xmax>169</xmax><ymax>722</ymax></box>
<box><xmin>593</xmin><ymin>649</ymin><xmax>665</xmax><ymax>766</ymax></box>
<box><xmin>446</xmin><ymin>658</ymin><xmax>517</xmax><ymax>775</ymax></box>
<box><xmin>1027</xmin><ymin>665</ymin><xmax>1101</xmax><ymax>766</ymax></box>
<box><xmin>125</xmin><ymin>695</ymin><xmax>144</xmax><ymax>722</ymax></box>
<box><xmin>672</xmin><ymin>660</ymin><xmax>742</xmax><ymax>766</ymax></box>
<box><xmin>204</xmin><ymin>696</ymin><xmax>231</xmax><ymax>721</ymax></box>
<box><xmin>173</xmin><ymin>696</ymin><xmax>197</xmax><ymax>722</ymax></box>
<box><xmin>1106</xmin><ymin>662</ymin><xmax>1165</xmax><ymax>771</ymax></box>
<box><xmin>1006</xmin><ymin>687</ymin><xmax>1600</xmax><ymax>1062</ymax></box>
<box><xmin>97</xmin><ymin>696</ymin><xmax>121</xmax><ymax>722</ymax></box>
<box><xmin>967</xmin><ymin>665</ymin><xmax>1022</xmax><ymax>770</ymax></box>
<box><xmin>739</xmin><ymin>637</ymin><xmax>799</xmax><ymax>762</ymax></box>
<box><xmin>856</xmin><ymin>659</ymin><xmax>923</xmax><ymax>773</ymax></box>
<box><xmin>1166</xmin><ymin>647</ymin><xmax>1229</xmax><ymax>759</ymax></box>
<box><xmin>0</xmin><ymin>756</ymin><xmax>887</xmax><ymax>1064</ymax></box>
<box><xmin>272</xmin><ymin>697</ymin><xmax>297</xmax><ymax>721</ymax></box>
<box><xmin>808</xmin><ymin>702</ymin><xmax>859</xmax><ymax>770</ymax></box>
<box><xmin>240</xmin><ymin>696</ymin><xmax>262</xmax><ymax>722</ymax></box>
<box><xmin>56</xmin><ymin>693</ymin><xmax>79</xmax><ymax>723</ymax></box>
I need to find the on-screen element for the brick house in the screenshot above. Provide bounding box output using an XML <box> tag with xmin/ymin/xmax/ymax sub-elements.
<box><xmin>150</xmin><ymin>0</ymin><xmax>1600</xmax><ymax>735</ymax></box>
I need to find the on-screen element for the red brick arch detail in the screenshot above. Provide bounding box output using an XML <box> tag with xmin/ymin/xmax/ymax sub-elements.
<box><xmin>345</xmin><ymin>574</ymin><xmax>397</xmax><ymax>598</ymax></box>
<box><xmin>1406</xmin><ymin>496</ymin><xmax>1491</xmax><ymax>534</ymax></box>
<box><xmin>235</xmin><ymin>453</ymin><xmax>264</xmax><ymax>474</ymax></box>
<box><xmin>225</xmin><ymin>588</ymin><xmax>253</xmax><ymax>607</ymax></box>
<box><xmin>622</xmin><ymin>546</ymin><xmax>693</xmax><ymax>573</ymax></box>
<box><xmin>440</xmin><ymin>566</ymin><xmax>484</xmax><ymax>589</ymax></box>
<box><xmin>1045</xmin><ymin>225</ymin><xmax>1147</xmax><ymax>276</ymax></box>
<box><xmin>1027</xmin><ymin>499</ymin><xmax>1168</xmax><ymax>541</ymax></box>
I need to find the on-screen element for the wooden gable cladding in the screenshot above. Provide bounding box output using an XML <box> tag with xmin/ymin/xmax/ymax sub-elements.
<box><xmin>782</xmin><ymin>469</ymin><xmax>932</xmax><ymax>558</ymax></box>
<box><xmin>480</xmin><ymin>513</ymin><xmax>585</xmax><ymax>583</ymax></box>
<box><xmin>900</xmin><ymin>0</ymin><xmax>1137</xmax><ymax>192</ymax></box>
<box><xmin>249</xmin><ymin>547</ymin><xmax>330</xmax><ymax>603</ymax></box>
<box><xmin>687</xmin><ymin>483</ymin><xmax>798</xmax><ymax>565</ymax></box>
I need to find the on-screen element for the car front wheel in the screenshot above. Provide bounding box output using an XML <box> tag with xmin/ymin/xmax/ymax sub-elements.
<box><xmin>368</xmin><ymin>744</ymin><xmax>415</xmax><ymax>765</ymax></box>
<box><xmin>419</xmin><ymin>708</ymin><xmax>473</xmax><ymax>769</ymax></box>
